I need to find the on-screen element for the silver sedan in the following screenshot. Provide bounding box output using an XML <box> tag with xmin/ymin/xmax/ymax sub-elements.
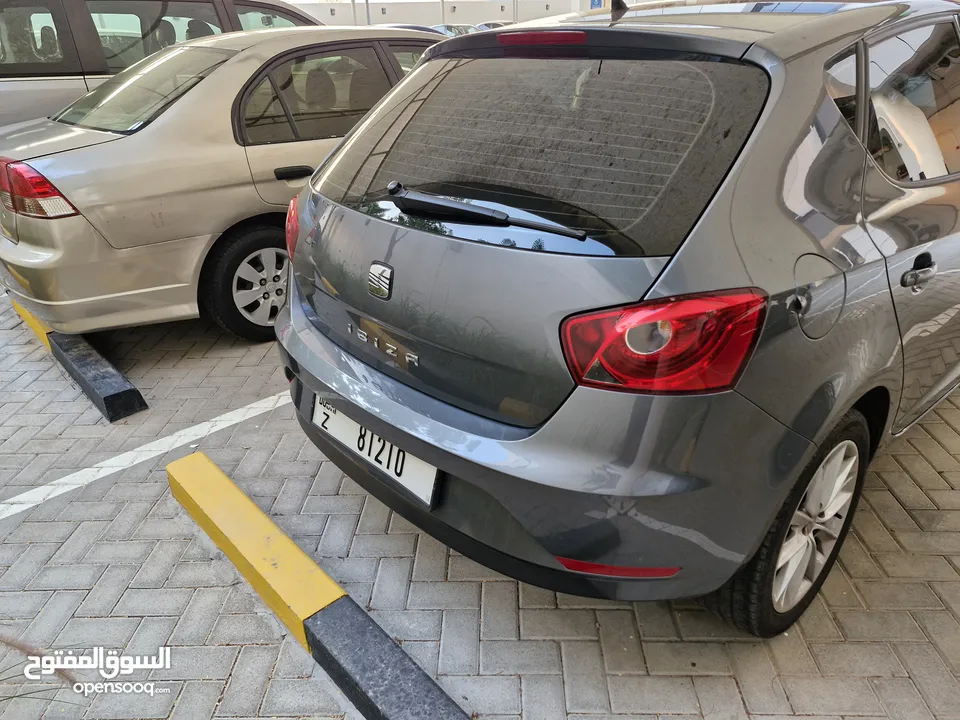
<box><xmin>0</xmin><ymin>26</ymin><xmax>437</xmax><ymax>340</ymax></box>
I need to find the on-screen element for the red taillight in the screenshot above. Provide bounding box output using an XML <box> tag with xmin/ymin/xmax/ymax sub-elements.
<box><xmin>0</xmin><ymin>157</ymin><xmax>77</xmax><ymax>219</ymax></box>
<box><xmin>561</xmin><ymin>289</ymin><xmax>767</xmax><ymax>394</ymax></box>
<box><xmin>285</xmin><ymin>196</ymin><xmax>299</xmax><ymax>258</ymax></box>
<box><xmin>556</xmin><ymin>556</ymin><xmax>680</xmax><ymax>578</ymax></box>
<box><xmin>498</xmin><ymin>31</ymin><xmax>586</xmax><ymax>46</ymax></box>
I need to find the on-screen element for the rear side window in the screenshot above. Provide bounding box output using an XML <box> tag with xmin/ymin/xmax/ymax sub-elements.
<box><xmin>52</xmin><ymin>46</ymin><xmax>234</xmax><ymax>133</ymax></box>
<box><xmin>314</xmin><ymin>56</ymin><xmax>768</xmax><ymax>256</ymax></box>
<box><xmin>85</xmin><ymin>0</ymin><xmax>225</xmax><ymax>72</ymax></box>
<box><xmin>0</xmin><ymin>1</ymin><xmax>79</xmax><ymax>76</ymax></box>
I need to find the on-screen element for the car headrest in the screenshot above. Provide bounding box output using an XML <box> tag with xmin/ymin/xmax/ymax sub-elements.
<box><xmin>349</xmin><ymin>69</ymin><xmax>385</xmax><ymax>111</ymax></box>
<box><xmin>157</xmin><ymin>20</ymin><xmax>176</xmax><ymax>48</ymax></box>
<box><xmin>186</xmin><ymin>19</ymin><xmax>214</xmax><ymax>39</ymax></box>
<box><xmin>306</xmin><ymin>68</ymin><xmax>336</xmax><ymax>111</ymax></box>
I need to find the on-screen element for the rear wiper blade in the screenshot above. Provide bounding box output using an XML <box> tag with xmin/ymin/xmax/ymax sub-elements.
<box><xmin>384</xmin><ymin>181</ymin><xmax>587</xmax><ymax>241</ymax></box>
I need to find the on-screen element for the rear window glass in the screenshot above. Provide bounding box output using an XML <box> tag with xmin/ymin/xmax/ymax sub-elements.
<box><xmin>52</xmin><ymin>46</ymin><xmax>234</xmax><ymax>134</ymax></box>
<box><xmin>314</xmin><ymin>56</ymin><xmax>768</xmax><ymax>256</ymax></box>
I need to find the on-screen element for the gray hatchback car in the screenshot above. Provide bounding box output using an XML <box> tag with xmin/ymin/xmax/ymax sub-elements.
<box><xmin>278</xmin><ymin>0</ymin><xmax>960</xmax><ymax>636</ymax></box>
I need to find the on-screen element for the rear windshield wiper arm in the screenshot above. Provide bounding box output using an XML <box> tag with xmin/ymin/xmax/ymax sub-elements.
<box><xmin>385</xmin><ymin>182</ymin><xmax>587</xmax><ymax>241</ymax></box>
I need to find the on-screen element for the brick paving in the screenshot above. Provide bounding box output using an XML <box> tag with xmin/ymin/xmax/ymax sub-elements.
<box><xmin>1</xmin><ymin>295</ymin><xmax>960</xmax><ymax>718</ymax></box>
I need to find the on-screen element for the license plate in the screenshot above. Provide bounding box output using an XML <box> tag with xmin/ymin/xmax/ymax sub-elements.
<box><xmin>312</xmin><ymin>396</ymin><xmax>437</xmax><ymax>506</ymax></box>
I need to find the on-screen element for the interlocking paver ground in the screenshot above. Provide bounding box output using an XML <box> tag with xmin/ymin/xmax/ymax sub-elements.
<box><xmin>2</xmin><ymin>294</ymin><xmax>960</xmax><ymax>719</ymax></box>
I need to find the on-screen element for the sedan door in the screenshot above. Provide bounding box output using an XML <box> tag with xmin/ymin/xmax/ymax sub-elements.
<box><xmin>861</xmin><ymin>21</ymin><xmax>960</xmax><ymax>430</ymax></box>
<box><xmin>239</xmin><ymin>43</ymin><xmax>397</xmax><ymax>207</ymax></box>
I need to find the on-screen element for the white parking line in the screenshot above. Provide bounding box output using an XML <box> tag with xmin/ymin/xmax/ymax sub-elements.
<box><xmin>0</xmin><ymin>391</ymin><xmax>292</xmax><ymax>521</ymax></box>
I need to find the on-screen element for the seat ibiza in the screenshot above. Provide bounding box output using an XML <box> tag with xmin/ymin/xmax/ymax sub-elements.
<box><xmin>278</xmin><ymin>0</ymin><xmax>960</xmax><ymax>636</ymax></box>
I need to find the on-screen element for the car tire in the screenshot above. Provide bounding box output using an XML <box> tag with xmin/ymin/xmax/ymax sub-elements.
<box><xmin>702</xmin><ymin>408</ymin><xmax>869</xmax><ymax>637</ymax></box>
<box><xmin>201</xmin><ymin>225</ymin><xmax>288</xmax><ymax>342</ymax></box>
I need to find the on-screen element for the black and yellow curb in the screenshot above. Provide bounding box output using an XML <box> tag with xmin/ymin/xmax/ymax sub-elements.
<box><xmin>11</xmin><ymin>300</ymin><xmax>147</xmax><ymax>422</ymax></box>
<box><xmin>166</xmin><ymin>452</ymin><xmax>469</xmax><ymax>720</ymax></box>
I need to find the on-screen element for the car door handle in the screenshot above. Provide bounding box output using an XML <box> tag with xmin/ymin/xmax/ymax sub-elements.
<box><xmin>901</xmin><ymin>264</ymin><xmax>938</xmax><ymax>288</ymax></box>
<box><xmin>274</xmin><ymin>166</ymin><xmax>313</xmax><ymax>181</ymax></box>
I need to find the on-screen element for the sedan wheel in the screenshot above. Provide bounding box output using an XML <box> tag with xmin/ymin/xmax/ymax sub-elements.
<box><xmin>232</xmin><ymin>247</ymin><xmax>289</xmax><ymax>327</ymax></box>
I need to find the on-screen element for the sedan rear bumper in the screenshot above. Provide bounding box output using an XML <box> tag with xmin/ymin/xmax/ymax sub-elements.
<box><xmin>0</xmin><ymin>216</ymin><xmax>213</xmax><ymax>333</ymax></box>
<box><xmin>277</xmin><ymin>287</ymin><xmax>817</xmax><ymax>601</ymax></box>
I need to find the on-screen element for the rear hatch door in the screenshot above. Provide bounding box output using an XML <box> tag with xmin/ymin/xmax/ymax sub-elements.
<box><xmin>296</xmin><ymin>29</ymin><xmax>770</xmax><ymax>426</ymax></box>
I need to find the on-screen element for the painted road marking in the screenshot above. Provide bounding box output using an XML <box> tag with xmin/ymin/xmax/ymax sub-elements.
<box><xmin>0</xmin><ymin>391</ymin><xmax>292</xmax><ymax>520</ymax></box>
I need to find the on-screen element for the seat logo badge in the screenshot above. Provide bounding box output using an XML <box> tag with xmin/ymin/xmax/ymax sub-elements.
<box><xmin>368</xmin><ymin>262</ymin><xmax>393</xmax><ymax>300</ymax></box>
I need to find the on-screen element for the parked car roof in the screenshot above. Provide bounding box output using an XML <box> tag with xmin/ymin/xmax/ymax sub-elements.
<box><xmin>186</xmin><ymin>24</ymin><xmax>441</xmax><ymax>53</ymax></box>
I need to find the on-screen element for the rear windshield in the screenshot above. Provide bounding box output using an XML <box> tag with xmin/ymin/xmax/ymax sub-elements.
<box><xmin>52</xmin><ymin>46</ymin><xmax>233</xmax><ymax>134</ymax></box>
<box><xmin>314</xmin><ymin>56</ymin><xmax>769</xmax><ymax>256</ymax></box>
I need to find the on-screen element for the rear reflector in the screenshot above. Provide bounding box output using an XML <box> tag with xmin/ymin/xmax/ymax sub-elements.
<box><xmin>561</xmin><ymin>289</ymin><xmax>767</xmax><ymax>394</ymax></box>
<box><xmin>285</xmin><ymin>195</ymin><xmax>299</xmax><ymax>258</ymax></box>
<box><xmin>556</xmin><ymin>557</ymin><xmax>680</xmax><ymax>578</ymax></box>
<box><xmin>498</xmin><ymin>31</ymin><xmax>587</xmax><ymax>46</ymax></box>
<box><xmin>0</xmin><ymin>157</ymin><xmax>78</xmax><ymax>219</ymax></box>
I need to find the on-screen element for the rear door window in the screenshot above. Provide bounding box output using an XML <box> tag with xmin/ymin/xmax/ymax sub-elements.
<box><xmin>242</xmin><ymin>45</ymin><xmax>392</xmax><ymax>144</ymax></box>
<box><xmin>314</xmin><ymin>55</ymin><xmax>769</xmax><ymax>256</ymax></box>
<box><xmin>0</xmin><ymin>1</ymin><xmax>79</xmax><ymax>76</ymax></box>
<box><xmin>53</xmin><ymin>45</ymin><xmax>234</xmax><ymax>133</ymax></box>
<box><xmin>84</xmin><ymin>1</ymin><xmax>225</xmax><ymax>72</ymax></box>
<box><xmin>235</xmin><ymin>3</ymin><xmax>310</xmax><ymax>30</ymax></box>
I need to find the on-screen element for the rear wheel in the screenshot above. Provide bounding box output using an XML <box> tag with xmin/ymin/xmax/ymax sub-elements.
<box><xmin>201</xmin><ymin>226</ymin><xmax>289</xmax><ymax>342</ymax></box>
<box><xmin>703</xmin><ymin>409</ymin><xmax>869</xmax><ymax>637</ymax></box>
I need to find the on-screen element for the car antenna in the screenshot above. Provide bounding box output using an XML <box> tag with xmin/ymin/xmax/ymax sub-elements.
<box><xmin>610</xmin><ymin>0</ymin><xmax>628</xmax><ymax>23</ymax></box>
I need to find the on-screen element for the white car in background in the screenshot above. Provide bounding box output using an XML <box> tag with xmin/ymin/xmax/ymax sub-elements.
<box><xmin>0</xmin><ymin>0</ymin><xmax>321</xmax><ymax>127</ymax></box>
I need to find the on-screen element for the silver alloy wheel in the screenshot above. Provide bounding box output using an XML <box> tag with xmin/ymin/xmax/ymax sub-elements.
<box><xmin>232</xmin><ymin>247</ymin><xmax>289</xmax><ymax>327</ymax></box>
<box><xmin>772</xmin><ymin>439</ymin><xmax>859</xmax><ymax>613</ymax></box>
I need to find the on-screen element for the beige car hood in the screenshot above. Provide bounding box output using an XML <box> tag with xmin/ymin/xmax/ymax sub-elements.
<box><xmin>0</xmin><ymin>119</ymin><xmax>118</xmax><ymax>162</ymax></box>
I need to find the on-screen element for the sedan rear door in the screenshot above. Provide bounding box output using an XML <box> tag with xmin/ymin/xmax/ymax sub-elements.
<box><xmin>239</xmin><ymin>42</ymin><xmax>401</xmax><ymax>207</ymax></box>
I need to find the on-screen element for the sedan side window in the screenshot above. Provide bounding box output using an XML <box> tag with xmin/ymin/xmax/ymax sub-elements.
<box><xmin>243</xmin><ymin>75</ymin><xmax>297</xmax><ymax>144</ymax></box>
<box><xmin>270</xmin><ymin>45</ymin><xmax>392</xmax><ymax>142</ymax></box>
<box><xmin>867</xmin><ymin>23</ymin><xmax>960</xmax><ymax>183</ymax></box>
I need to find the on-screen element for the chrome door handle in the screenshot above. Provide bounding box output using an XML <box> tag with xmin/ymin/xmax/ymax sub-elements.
<box><xmin>901</xmin><ymin>264</ymin><xmax>938</xmax><ymax>288</ymax></box>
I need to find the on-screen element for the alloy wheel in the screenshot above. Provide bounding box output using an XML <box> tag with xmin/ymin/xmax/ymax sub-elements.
<box><xmin>232</xmin><ymin>247</ymin><xmax>289</xmax><ymax>327</ymax></box>
<box><xmin>772</xmin><ymin>439</ymin><xmax>859</xmax><ymax>613</ymax></box>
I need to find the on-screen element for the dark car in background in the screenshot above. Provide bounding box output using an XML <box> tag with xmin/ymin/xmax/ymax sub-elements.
<box><xmin>278</xmin><ymin>0</ymin><xmax>960</xmax><ymax>636</ymax></box>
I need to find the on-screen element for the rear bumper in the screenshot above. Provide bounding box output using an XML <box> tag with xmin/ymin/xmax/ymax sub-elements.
<box><xmin>0</xmin><ymin>216</ymin><xmax>212</xmax><ymax>333</ymax></box>
<box><xmin>277</xmin><ymin>287</ymin><xmax>817</xmax><ymax>601</ymax></box>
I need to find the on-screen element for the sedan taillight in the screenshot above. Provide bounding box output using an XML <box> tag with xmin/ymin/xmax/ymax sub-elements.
<box><xmin>0</xmin><ymin>157</ymin><xmax>78</xmax><ymax>219</ymax></box>
<box><xmin>560</xmin><ymin>289</ymin><xmax>767</xmax><ymax>394</ymax></box>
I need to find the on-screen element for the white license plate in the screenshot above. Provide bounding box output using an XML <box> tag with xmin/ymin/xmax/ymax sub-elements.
<box><xmin>313</xmin><ymin>396</ymin><xmax>437</xmax><ymax>506</ymax></box>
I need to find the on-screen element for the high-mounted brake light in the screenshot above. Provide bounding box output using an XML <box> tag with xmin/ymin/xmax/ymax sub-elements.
<box><xmin>0</xmin><ymin>157</ymin><xmax>78</xmax><ymax>219</ymax></box>
<box><xmin>556</xmin><ymin>557</ymin><xmax>681</xmax><ymax>578</ymax></box>
<box><xmin>561</xmin><ymin>289</ymin><xmax>767</xmax><ymax>394</ymax></box>
<box><xmin>498</xmin><ymin>31</ymin><xmax>587</xmax><ymax>46</ymax></box>
<box><xmin>285</xmin><ymin>195</ymin><xmax>299</xmax><ymax>258</ymax></box>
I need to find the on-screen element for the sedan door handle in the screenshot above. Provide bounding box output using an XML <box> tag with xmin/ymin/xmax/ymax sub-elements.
<box><xmin>274</xmin><ymin>166</ymin><xmax>313</xmax><ymax>181</ymax></box>
<box><xmin>901</xmin><ymin>264</ymin><xmax>938</xmax><ymax>288</ymax></box>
